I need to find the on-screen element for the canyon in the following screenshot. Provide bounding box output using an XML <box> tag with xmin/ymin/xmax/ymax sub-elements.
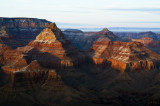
<box><xmin>0</xmin><ymin>18</ymin><xmax>160</xmax><ymax>105</ymax></box>
<box><xmin>64</xmin><ymin>29</ymin><xmax>160</xmax><ymax>54</ymax></box>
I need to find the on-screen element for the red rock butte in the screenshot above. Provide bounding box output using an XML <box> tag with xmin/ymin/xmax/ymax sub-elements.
<box><xmin>90</xmin><ymin>40</ymin><xmax>160</xmax><ymax>72</ymax></box>
<box><xmin>20</xmin><ymin>22</ymin><xmax>84</xmax><ymax>69</ymax></box>
<box><xmin>1</xmin><ymin>22</ymin><xmax>84</xmax><ymax>73</ymax></box>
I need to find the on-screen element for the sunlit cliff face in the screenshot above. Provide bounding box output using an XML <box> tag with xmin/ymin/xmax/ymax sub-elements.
<box><xmin>90</xmin><ymin>41</ymin><xmax>160</xmax><ymax>72</ymax></box>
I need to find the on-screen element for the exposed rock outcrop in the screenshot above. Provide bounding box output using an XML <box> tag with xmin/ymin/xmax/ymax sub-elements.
<box><xmin>114</xmin><ymin>31</ymin><xmax>159</xmax><ymax>41</ymax></box>
<box><xmin>132</xmin><ymin>37</ymin><xmax>160</xmax><ymax>54</ymax></box>
<box><xmin>0</xmin><ymin>22</ymin><xmax>84</xmax><ymax>74</ymax></box>
<box><xmin>0</xmin><ymin>45</ymin><xmax>27</xmax><ymax>69</ymax></box>
<box><xmin>132</xmin><ymin>37</ymin><xmax>160</xmax><ymax>48</ymax></box>
<box><xmin>63</xmin><ymin>29</ymin><xmax>85</xmax><ymax>50</ymax></box>
<box><xmin>0</xmin><ymin>26</ymin><xmax>21</xmax><ymax>48</ymax></box>
<box><xmin>63</xmin><ymin>28</ymin><xmax>120</xmax><ymax>50</ymax></box>
<box><xmin>20</xmin><ymin>23</ymin><xmax>85</xmax><ymax>69</ymax></box>
<box><xmin>114</xmin><ymin>31</ymin><xmax>160</xmax><ymax>54</ymax></box>
<box><xmin>90</xmin><ymin>41</ymin><xmax>160</xmax><ymax>72</ymax></box>
<box><xmin>0</xmin><ymin>18</ymin><xmax>51</xmax><ymax>47</ymax></box>
<box><xmin>1</xmin><ymin>60</ymin><xmax>63</xmax><ymax>92</ymax></box>
<box><xmin>85</xmin><ymin>28</ymin><xmax>120</xmax><ymax>41</ymax></box>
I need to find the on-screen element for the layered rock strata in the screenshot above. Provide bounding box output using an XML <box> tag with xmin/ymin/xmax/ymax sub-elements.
<box><xmin>0</xmin><ymin>18</ymin><xmax>51</xmax><ymax>47</ymax></box>
<box><xmin>132</xmin><ymin>37</ymin><xmax>160</xmax><ymax>54</ymax></box>
<box><xmin>90</xmin><ymin>41</ymin><xmax>160</xmax><ymax>72</ymax></box>
<box><xmin>18</xmin><ymin>23</ymin><xmax>84</xmax><ymax>69</ymax></box>
<box><xmin>63</xmin><ymin>28</ymin><xmax>120</xmax><ymax>50</ymax></box>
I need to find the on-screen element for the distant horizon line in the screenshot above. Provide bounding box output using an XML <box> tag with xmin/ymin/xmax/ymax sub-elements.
<box><xmin>0</xmin><ymin>17</ymin><xmax>160</xmax><ymax>29</ymax></box>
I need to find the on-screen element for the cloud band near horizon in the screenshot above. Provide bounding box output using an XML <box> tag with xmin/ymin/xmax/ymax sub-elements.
<box><xmin>104</xmin><ymin>8</ymin><xmax>160</xmax><ymax>11</ymax></box>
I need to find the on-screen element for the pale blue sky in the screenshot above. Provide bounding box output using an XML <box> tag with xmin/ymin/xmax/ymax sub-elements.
<box><xmin>1</xmin><ymin>0</ymin><xmax>160</xmax><ymax>28</ymax></box>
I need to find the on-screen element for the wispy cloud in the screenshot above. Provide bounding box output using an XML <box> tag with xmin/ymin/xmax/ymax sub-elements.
<box><xmin>104</xmin><ymin>8</ymin><xmax>160</xmax><ymax>11</ymax></box>
<box><xmin>110</xmin><ymin>21</ymin><xmax>160</xmax><ymax>23</ymax></box>
<box><xmin>56</xmin><ymin>10</ymin><xmax>92</xmax><ymax>13</ymax></box>
<box><xmin>129</xmin><ymin>21</ymin><xmax>160</xmax><ymax>23</ymax></box>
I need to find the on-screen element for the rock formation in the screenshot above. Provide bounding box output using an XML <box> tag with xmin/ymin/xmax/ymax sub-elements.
<box><xmin>0</xmin><ymin>26</ymin><xmax>21</xmax><ymax>48</ymax></box>
<box><xmin>132</xmin><ymin>37</ymin><xmax>160</xmax><ymax>54</ymax></box>
<box><xmin>63</xmin><ymin>29</ymin><xmax>85</xmax><ymax>50</ymax></box>
<box><xmin>0</xmin><ymin>22</ymin><xmax>82</xmax><ymax>75</ymax></box>
<box><xmin>11</xmin><ymin>61</ymin><xmax>61</xmax><ymax>88</ymax></box>
<box><xmin>0</xmin><ymin>45</ymin><xmax>27</xmax><ymax>70</ymax></box>
<box><xmin>0</xmin><ymin>23</ymin><xmax>70</xmax><ymax>92</ymax></box>
<box><xmin>63</xmin><ymin>28</ymin><xmax>120</xmax><ymax>50</ymax></box>
<box><xmin>0</xmin><ymin>18</ymin><xmax>51</xmax><ymax>47</ymax></box>
<box><xmin>89</xmin><ymin>41</ymin><xmax>160</xmax><ymax>72</ymax></box>
<box><xmin>114</xmin><ymin>31</ymin><xmax>160</xmax><ymax>41</ymax></box>
<box><xmin>18</xmin><ymin>23</ymin><xmax>84</xmax><ymax>69</ymax></box>
<box><xmin>85</xmin><ymin>28</ymin><xmax>120</xmax><ymax>41</ymax></box>
<box><xmin>132</xmin><ymin>37</ymin><xmax>160</xmax><ymax>47</ymax></box>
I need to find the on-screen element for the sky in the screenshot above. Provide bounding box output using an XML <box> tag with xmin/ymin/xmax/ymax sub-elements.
<box><xmin>0</xmin><ymin>0</ymin><xmax>160</xmax><ymax>28</ymax></box>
